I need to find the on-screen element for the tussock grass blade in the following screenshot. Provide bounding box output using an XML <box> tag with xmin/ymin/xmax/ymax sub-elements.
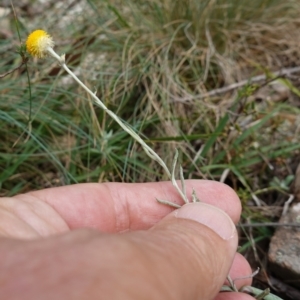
<box><xmin>200</xmin><ymin>113</ymin><xmax>229</xmax><ymax>159</ymax></box>
<box><xmin>104</xmin><ymin>0</ymin><xmax>130</xmax><ymax>28</ymax></box>
<box><xmin>229</xmin><ymin>166</ymin><xmax>252</xmax><ymax>193</ymax></box>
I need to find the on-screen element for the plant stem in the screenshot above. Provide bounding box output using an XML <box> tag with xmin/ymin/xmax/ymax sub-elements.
<box><xmin>46</xmin><ymin>47</ymin><xmax>171</xmax><ymax>179</ymax></box>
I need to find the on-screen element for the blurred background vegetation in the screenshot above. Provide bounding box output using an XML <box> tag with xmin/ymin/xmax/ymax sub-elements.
<box><xmin>1</xmin><ymin>0</ymin><xmax>300</xmax><ymax>297</ymax></box>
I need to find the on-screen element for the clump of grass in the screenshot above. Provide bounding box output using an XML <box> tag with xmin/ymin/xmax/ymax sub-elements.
<box><xmin>1</xmin><ymin>0</ymin><xmax>300</xmax><ymax>210</ymax></box>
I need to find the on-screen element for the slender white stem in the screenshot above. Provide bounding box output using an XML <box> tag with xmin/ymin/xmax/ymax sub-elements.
<box><xmin>46</xmin><ymin>47</ymin><xmax>171</xmax><ymax>178</ymax></box>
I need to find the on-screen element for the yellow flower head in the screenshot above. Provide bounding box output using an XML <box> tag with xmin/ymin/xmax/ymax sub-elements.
<box><xmin>26</xmin><ymin>30</ymin><xmax>54</xmax><ymax>58</ymax></box>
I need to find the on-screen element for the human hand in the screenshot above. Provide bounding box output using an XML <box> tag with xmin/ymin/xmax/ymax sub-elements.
<box><xmin>0</xmin><ymin>180</ymin><xmax>254</xmax><ymax>300</ymax></box>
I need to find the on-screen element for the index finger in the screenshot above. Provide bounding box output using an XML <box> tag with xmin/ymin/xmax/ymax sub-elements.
<box><xmin>20</xmin><ymin>180</ymin><xmax>241</xmax><ymax>233</ymax></box>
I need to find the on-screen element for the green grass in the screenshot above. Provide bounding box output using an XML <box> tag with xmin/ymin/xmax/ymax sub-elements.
<box><xmin>1</xmin><ymin>0</ymin><xmax>299</xmax><ymax>199</ymax></box>
<box><xmin>1</xmin><ymin>2</ymin><xmax>300</xmax><ymax>295</ymax></box>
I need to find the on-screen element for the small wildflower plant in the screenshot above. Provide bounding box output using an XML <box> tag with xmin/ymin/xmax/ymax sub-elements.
<box><xmin>25</xmin><ymin>29</ymin><xmax>197</xmax><ymax>208</ymax></box>
<box><xmin>24</xmin><ymin>29</ymin><xmax>283</xmax><ymax>300</ymax></box>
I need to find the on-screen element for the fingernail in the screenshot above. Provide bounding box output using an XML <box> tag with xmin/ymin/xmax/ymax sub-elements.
<box><xmin>175</xmin><ymin>203</ymin><xmax>236</xmax><ymax>240</ymax></box>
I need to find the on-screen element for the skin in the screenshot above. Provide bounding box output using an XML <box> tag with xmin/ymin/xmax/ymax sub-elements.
<box><xmin>0</xmin><ymin>180</ymin><xmax>254</xmax><ymax>300</ymax></box>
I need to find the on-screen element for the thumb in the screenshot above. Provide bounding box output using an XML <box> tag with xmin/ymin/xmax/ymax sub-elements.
<box><xmin>146</xmin><ymin>202</ymin><xmax>238</xmax><ymax>300</ymax></box>
<box><xmin>100</xmin><ymin>202</ymin><xmax>238</xmax><ymax>300</ymax></box>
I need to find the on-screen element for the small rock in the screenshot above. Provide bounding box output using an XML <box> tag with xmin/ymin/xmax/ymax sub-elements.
<box><xmin>268</xmin><ymin>202</ymin><xmax>300</xmax><ymax>288</ymax></box>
